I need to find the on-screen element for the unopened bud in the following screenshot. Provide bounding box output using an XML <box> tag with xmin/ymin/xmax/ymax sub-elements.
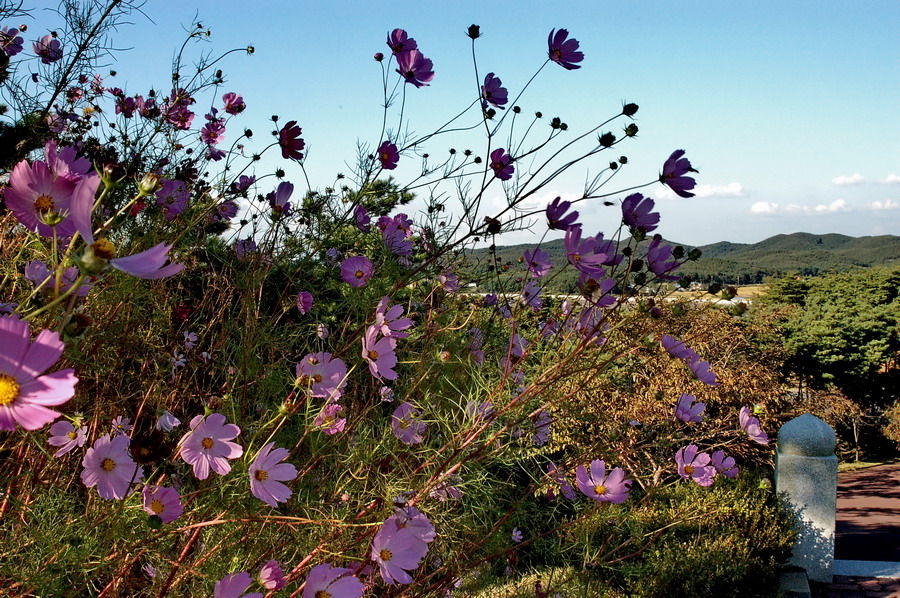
<box><xmin>467</xmin><ymin>24</ymin><xmax>481</xmax><ymax>39</ymax></box>
<box><xmin>138</xmin><ymin>172</ymin><xmax>161</xmax><ymax>195</ymax></box>
<box><xmin>622</xmin><ymin>102</ymin><xmax>639</xmax><ymax>117</ymax></box>
<box><xmin>598</xmin><ymin>132</ymin><xmax>616</xmax><ymax>147</ymax></box>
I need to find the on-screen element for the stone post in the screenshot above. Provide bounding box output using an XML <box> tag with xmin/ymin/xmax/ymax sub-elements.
<box><xmin>775</xmin><ymin>413</ymin><xmax>838</xmax><ymax>583</ymax></box>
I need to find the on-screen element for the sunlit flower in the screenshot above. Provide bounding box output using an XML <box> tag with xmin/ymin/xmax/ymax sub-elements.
<box><xmin>387</xmin><ymin>28</ymin><xmax>417</xmax><ymax>55</ymax></box>
<box><xmin>660</xmin><ymin>149</ymin><xmax>698</xmax><ymax>198</ymax></box>
<box><xmin>674</xmin><ymin>394</ymin><xmax>705</xmax><ymax>423</ymax></box>
<box><xmin>5</xmin><ymin>158</ymin><xmax>78</xmax><ymax>237</ymax></box>
<box><xmin>711</xmin><ymin>449</ymin><xmax>739</xmax><ymax>478</ymax></box>
<box><xmin>315</xmin><ymin>403</ymin><xmax>346</xmax><ymax>435</ymax></box>
<box><xmin>249</xmin><ymin>442</ymin><xmax>297</xmax><ymax>507</ymax></box>
<box><xmin>546</xmin><ymin>196</ymin><xmax>579</xmax><ymax>230</ymax></box>
<box><xmin>363</xmin><ymin>327</ymin><xmax>398</xmax><ymax>381</ymax></box>
<box><xmin>621</xmin><ymin>193</ymin><xmax>659</xmax><ymax>233</ymax></box>
<box><xmin>371</xmin><ymin>521</ymin><xmax>429</xmax><ymax>585</ymax></box>
<box><xmin>222</xmin><ymin>92</ymin><xmax>246</xmax><ymax>115</ymax></box>
<box><xmin>33</xmin><ymin>34</ymin><xmax>62</xmax><ymax>64</ymax></box>
<box><xmin>25</xmin><ymin>260</ymin><xmax>91</xmax><ymax>297</ymax></box>
<box><xmin>374</xmin><ymin>296</ymin><xmax>413</xmax><ymax>339</ymax></box>
<box><xmin>111</xmin><ymin>416</ymin><xmax>133</xmax><ymax>437</ymax></box>
<box><xmin>675</xmin><ymin>444</ymin><xmax>716</xmax><ymax>486</ymax></box>
<box><xmin>739</xmin><ymin>406</ymin><xmax>769</xmax><ymax>445</ymax></box>
<box><xmin>340</xmin><ymin>256</ymin><xmax>374</xmax><ymax>287</ymax></box>
<box><xmin>295</xmin><ymin>352</ymin><xmax>348</xmax><ymax>401</ymax></box>
<box><xmin>524</xmin><ymin>247</ymin><xmax>552</xmax><ymax>277</ymax></box>
<box><xmin>178</xmin><ymin>413</ymin><xmax>243</xmax><ymax>480</ymax></box>
<box><xmin>213</xmin><ymin>572</ymin><xmax>262</xmax><ymax>598</ymax></box>
<box><xmin>377</xmin><ymin>140</ymin><xmax>400</xmax><ymax>170</ymax></box>
<box><xmin>142</xmin><ymin>484</ymin><xmax>183</xmax><ymax>523</ymax></box>
<box><xmin>47</xmin><ymin>420</ymin><xmax>87</xmax><ymax>457</ymax></box>
<box><xmin>267</xmin><ymin>181</ymin><xmax>293</xmax><ymax>216</ymax></box>
<box><xmin>646</xmin><ymin>236</ymin><xmax>680</xmax><ymax>282</ymax></box>
<box><xmin>1</xmin><ymin>26</ymin><xmax>24</xmax><ymax>57</ymax></box>
<box><xmin>575</xmin><ymin>459</ymin><xmax>630</xmax><ymax>503</ymax></box>
<box><xmin>396</xmin><ymin>49</ymin><xmax>434</xmax><ymax>87</ymax></box>
<box><xmin>80</xmin><ymin>434</ymin><xmax>143</xmax><ymax>499</ymax></box>
<box><xmin>391</xmin><ymin>402</ymin><xmax>425</xmax><ymax>445</ymax></box>
<box><xmin>156</xmin><ymin>410</ymin><xmax>181</xmax><ymax>432</ymax></box>
<box><xmin>259</xmin><ymin>560</ymin><xmax>286</xmax><ymax>591</ymax></box>
<box><xmin>303</xmin><ymin>563</ymin><xmax>364</xmax><ymax>598</ymax></box>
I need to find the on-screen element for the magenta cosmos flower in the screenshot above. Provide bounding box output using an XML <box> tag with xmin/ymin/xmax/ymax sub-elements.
<box><xmin>296</xmin><ymin>352</ymin><xmax>348</xmax><ymax>401</ymax></box>
<box><xmin>268</xmin><ymin>181</ymin><xmax>293</xmax><ymax>216</ymax></box>
<box><xmin>315</xmin><ymin>403</ymin><xmax>346</xmax><ymax>435</ymax></box>
<box><xmin>1</xmin><ymin>26</ymin><xmax>24</xmax><ymax>57</ymax></box>
<box><xmin>546</xmin><ymin>196</ymin><xmax>579</xmax><ymax>230</ymax></box>
<box><xmin>391</xmin><ymin>402</ymin><xmax>425</xmax><ymax>445</ymax></box>
<box><xmin>71</xmin><ymin>175</ymin><xmax>184</xmax><ymax>279</ymax></box>
<box><xmin>142</xmin><ymin>484</ymin><xmax>183</xmax><ymax>523</ymax></box>
<box><xmin>340</xmin><ymin>256</ymin><xmax>374</xmax><ymax>287</ymax></box>
<box><xmin>374</xmin><ymin>296</ymin><xmax>413</xmax><ymax>339</ymax></box>
<box><xmin>0</xmin><ymin>315</ymin><xmax>78</xmax><ymax>431</ymax></box>
<box><xmin>675</xmin><ymin>444</ymin><xmax>716</xmax><ymax>486</ymax></box>
<box><xmin>621</xmin><ymin>193</ymin><xmax>659</xmax><ymax>233</ymax></box>
<box><xmin>259</xmin><ymin>560</ymin><xmax>286</xmax><ymax>590</ymax></box>
<box><xmin>548</xmin><ymin>29</ymin><xmax>583</xmax><ymax>70</ymax></box>
<box><xmin>371</xmin><ymin>523</ymin><xmax>429</xmax><ymax>585</ymax></box>
<box><xmin>47</xmin><ymin>420</ymin><xmax>87</xmax><ymax>457</ymax></box>
<box><xmin>674</xmin><ymin>393</ymin><xmax>705</xmax><ymax>423</ymax></box>
<box><xmin>303</xmin><ymin>563</ymin><xmax>364</xmax><ymax>598</ymax></box>
<box><xmin>178</xmin><ymin>413</ymin><xmax>243</xmax><ymax>480</ymax></box>
<box><xmin>33</xmin><ymin>33</ymin><xmax>63</xmax><ymax>64</ymax></box>
<box><xmin>5</xmin><ymin>158</ymin><xmax>78</xmax><ymax>237</ymax></box>
<box><xmin>279</xmin><ymin>120</ymin><xmax>305</xmax><ymax>161</ymax></box>
<box><xmin>387</xmin><ymin>28</ymin><xmax>417</xmax><ymax>55</ymax></box>
<box><xmin>80</xmin><ymin>434</ymin><xmax>143</xmax><ymax>499</ymax></box>
<box><xmin>249</xmin><ymin>442</ymin><xmax>297</xmax><ymax>507</ymax></box>
<box><xmin>396</xmin><ymin>49</ymin><xmax>434</xmax><ymax>87</ymax></box>
<box><xmin>214</xmin><ymin>572</ymin><xmax>262</xmax><ymax>598</ymax></box>
<box><xmin>489</xmin><ymin>148</ymin><xmax>514</xmax><ymax>181</ymax></box>
<box><xmin>222</xmin><ymin>92</ymin><xmax>246</xmax><ymax>115</ymax></box>
<box><xmin>739</xmin><ymin>406</ymin><xmax>769</xmax><ymax>445</ymax></box>
<box><xmin>659</xmin><ymin>149</ymin><xmax>698</xmax><ymax>198</ymax></box>
<box><xmin>481</xmin><ymin>72</ymin><xmax>508</xmax><ymax>109</ymax></box>
<box><xmin>363</xmin><ymin>327</ymin><xmax>398</xmax><ymax>381</ymax></box>
<box><xmin>377</xmin><ymin>140</ymin><xmax>400</xmax><ymax>170</ymax></box>
<box><xmin>575</xmin><ymin>459</ymin><xmax>631</xmax><ymax>504</ymax></box>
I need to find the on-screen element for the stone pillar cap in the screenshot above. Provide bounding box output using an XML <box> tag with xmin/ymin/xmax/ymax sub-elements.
<box><xmin>777</xmin><ymin>413</ymin><xmax>836</xmax><ymax>456</ymax></box>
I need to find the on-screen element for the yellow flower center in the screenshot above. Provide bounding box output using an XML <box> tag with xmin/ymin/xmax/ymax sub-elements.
<box><xmin>92</xmin><ymin>238</ymin><xmax>116</xmax><ymax>260</ymax></box>
<box><xmin>315</xmin><ymin>591</ymin><xmax>331</xmax><ymax>598</ymax></box>
<box><xmin>34</xmin><ymin>194</ymin><xmax>55</xmax><ymax>213</ymax></box>
<box><xmin>201</xmin><ymin>437</ymin><xmax>214</xmax><ymax>450</ymax></box>
<box><xmin>355</xmin><ymin>270</ymin><xmax>365</xmax><ymax>279</ymax></box>
<box><xmin>313</xmin><ymin>374</ymin><xmax>323</xmax><ymax>383</ymax></box>
<box><xmin>594</xmin><ymin>485</ymin><xmax>607</xmax><ymax>496</ymax></box>
<box><xmin>380</xmin><ymin>151</ymin><xmax>391</xmax><ymax>161</ymax></box>
<box><xmin>683</xmin><ymin>465</ymin><xmax>695</xmax><ymax>475</ymax></box>
<box><xmin>367</xmin><ymin>350</ymin><xmax>379</xmax><ymax>361</ymax></box>
<box><xmin>0</xmin><ymin>373</ymin><xmax>20</xmax><ymax>406</ymax></box>
<box><xmin>67</xmin><ymin>431</ymin><xmax>77</xmax><ymax>440</ymax></box>
<box><xmin>399</xmin><ymin>418</ymin><xmax>410</xmax><ymax>430</ymax></box>
<box><xmin>255</xmin><ymin>469</ymin><xmax>269</xmax><ymax>482</ymax></box>
<box><xmin>379</xmin><ymin>548</ymin><xmax>393</xmax><ymax>561</ymax></box>
<box><xmin>150</xmin><ymin>499</ymin><xmax>165</xmax><ymax>515</ymax></box>
<box><xmin>101</xmin><ymin>458</ymin><xmax>117</xmax><ymax>472</ymax></box>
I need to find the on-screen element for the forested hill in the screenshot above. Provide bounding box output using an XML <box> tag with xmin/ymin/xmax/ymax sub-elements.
<box><xmin>473</xmin><ymin>232</ymin><xmax>900</xmax><ymax>286</ymax></box>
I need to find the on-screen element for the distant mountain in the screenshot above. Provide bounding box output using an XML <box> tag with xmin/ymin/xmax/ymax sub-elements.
<box><xmin>470</xmin><ymin>232</ymin><xmax>900</xmax><ymax>287</ymax></box>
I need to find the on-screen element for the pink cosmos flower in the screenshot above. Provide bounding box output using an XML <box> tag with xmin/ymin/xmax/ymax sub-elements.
<box><xmin>48</xmin><ymin>420</ymin><xmax>87</xmax><ymax>457</ymax></box>
<box><xmin>660</xmin><ymin>149</ymin><xmax>698</xmax><ymax>198</ymax></box>
<box><xmin>711</xmin><ymin>450</ymin><xmax>739</xmax><ymax>478</ymax></box>
<box><xmin>674</xmin><ymin>394</ymin><xmax>705</xmax><ymax>423</ymax></box>
<box><xmin>44</xmin><ymin>139</ymin><xmax>91</xmax><ymax>184</ymax></box>
<box><xmin>675</xmin><ymin>444</ymin><xmax>716</xmax><ymax>486</ymax></box>
<box><xmin>0</xmin><ymin>315</ymin><xmax>78</xmax><ymax>431</ymax></box>
<box><xmin>385</xmin><ymin>505</ymin><xmax>436</xmax><ymax>543</ymax></box>
<box><xmin>296</xmin><ymin>352</ymin><xmax>348</xmax><ymax>401</ymax></box>
<box><xmin>481</xmin><ymin>72</ymin><xmax>508</xmax><ymax>110</ymax></box>
<box><xmin>279</xmin><ymin>120</ymin><xmax>305</xmax><ymax>161</ymax></box>
<box><xmin>374</xmin><ymin>296</ymin><xmax>413</xmax><ymax>339</ymax></box>
<box><xmin>258</xmin><ymin>560</ymin><xmax>286</xmax><ymax>590</ymax></box>
<box><xmin>80</xmin><ymin>434</ymin><xmax>143</xmax><ymax>499</ymax></box>
<box><xmin>296</xmin><ymin>291</ymin><xmax>313</xmax><ymax>314</ymax></box>
<box><xmin>33</xmin><ymin>34</ymin><xmax>62</xmax><ymax>64</ymax></box>
<box><xmin>315</xmin><ymin>403</ymin><xmax>346</xmax><ymax>435</ymax></box>
<box><xmin>363</xmin><ymin>327</ymin><xmax>398</xmax><ymax>381</ymax></box>
<box><xmin>371</xmin><ymin>523</ymin><xmax>429</xmax><ymax>585</ymax></box>
<box><xmin>548</xmin><ymin>29</ymin><xmax>584</xmax><ymax>70</ymax></box>
<box><xmin>387</xmin><ymin>28</ymin><xmax>417</xmax><ymax>55</ymax></box>
<box><xmin>340</xmin><ymin>256</ymin><xmax>374</xmax><ymax>287</ymax></box>
<box><xmin>222</xmin><ymin>92</ymin><xmax>246</xmax><ymax>115</ymax></box>
<box><xmin>575</xmin><ymin>459</ymin><xmax>631</xmax><ymax>503</ymax></box>
<box><xmin>249</xmin><ymin>442</ymin><xmax>297</xmax><ymax>507</ymax></box>
<box><xmin>5</xmin><ymin>158</ymin><xmax>77</xmax><ymax>237</ymax></box>
<box><xmin>621</xmin><ymin>193</ymin><xmax>660</xmax><ymax>233</ymax></box>
<box><xmin>214</xmin><ymin>572</ymin><xmax>262</xmax><ymax>598</ymax></box>
<box><xmin>178</xmin><ymin>413</ymin><xmax>243</xmax><ymax>480</ymax></box>
<box><xmin>377</xmin><ymin>140</ymin><xmax>400</xmax><ymax>170</ymax></box>
<box><xmin>489</xmin><ymin>148</ymin><xmax>514</xmax><ymax>181</ymax></box>
<box><xmin>142</xmin><ymin>485</ymin><xmax>183</xmax><ymax>523</ymax></box>
<box><xmin>396</xmin><ymin>49</ymin><xmax>434</xmax><ymax>88</ymax></box>
<box><xmin>268</xmin><ymin>181</ymin><xmax>293</xmax><ymax>216</ymax></box>
<box><xmin>391</xmin><ymin>402</ymin><xmax>425</xmax><ymax>445</ymax></box>
<box><xmin>546</xmin><ymin>196</ymin><xmax>579</xmax><ymax>230</ymax></box>
<box><xmin>303</xmin><ymin>563</ymin><xmax>364</xmax><ymax>598</ymax></box>
<box><xmin>739</xmin><ymin>406</ymin><xmax>769</xmax><ymax>445</ymax></box>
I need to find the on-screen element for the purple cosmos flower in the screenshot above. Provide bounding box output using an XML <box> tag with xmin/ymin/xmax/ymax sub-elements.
<box><xmin>1</xmin><ymin>26</ymin><xmax>24</xmax><ymax>57</ymax></box>
<box><xmin>565</xmin><ymin>225</ymin><xmax>607</xmax><ymax>276</ymax></box>
<box><xmin>481</xmin><ymin>72</ymin><xmax>508</xmax><ymax>109</ymax></box>
<box><xmin>374</xmin><ymin>296</ymin><xmax>414</xmax><ymax>339</ymax></box>
<box><xmin>660</xmin><ymin>149</ymin><xmax>698</xmax><ymax>198</ymax></box>
<box><xmin>155</xmin><ymin>179</ymin><xmax>189</xmax><ymax>220</ymax></box>
<box><xmin>546</xmin><ymin>196</ymin><xmax>579</xmax><ymax>230</ymax></box>
<box><xmin>661</xmin><ymin>334</ymin><xmax>693</xmax><ymax>360</ymax></box>
<box><xmin>382</xmin><ymin>221</ymin><xmax>414</xmax><ymax>257</ymax></box>
<box><xmin>621</xmin><ymin>193</ymin><xmax>660</xmax><ymax>233</ymax></box>
<box><xmin>524</xmin><ymin>247</ymin><xmax>552</xmax><ymax>278</ymax></box>
<box><xmin>25</xmin><ymin>260</ymin><xmax>91</xmax><ymax>297</ymax></box>
<box><xmin>674</xmin><ymin>394</ymin><xmax>705</xmax><ymax>423</ymax></box>
<box><xmin>385</xmin><ymin>505</ymin><xmax>436</xmax><ymax>544</ymax></box>
<box><xmin>380</xmin><ymin>385</ymin><xmax>394</xmax><ymax>402</ymax></box>
<box><xmin>231</xmin><ymin>174</ymin><xmax>256</xmax><ymax>193</ymax></box>
<box><xmin>183</xmin><ymin>331</ymin><xmax>197</xmax><ymax>350</ymax></box>
<box><xmin>111</xmin><ymin>416</ymin><xmax>133</xmax><ymax>437</ymax></box>
<box><xmin>391</xmin><ymin>402</ymin><xmax>425</xmax><ymax>445</ymax></box>
<box><xmin>0</xmin><ymin>315</ymin><xmax>78</xmax><ymax>431</ymax></box>
<box><xmin>340</xmin><ymin>256</ymin><xmax>374</xmax><ymax>287</ymax></box>
<box><xmin>303</xmin><ymin>563</ymin><xmax>363</xmax><ymax>598</ymax></box>
<box><xmin>371</xmin><ymin>522</ymin><xmax>429</xmax><ymax>585</ymax></box>
<box><xmin>249</xmin><ymin>442</ymin><xmax>297</xmax><ymax>507</ymax></box>
<box><xmin>268</xmin><ymin>181</ymin><xmax>293</xmax><ymax>216</ymax></box>
<box><xmin>142</xmin><ymin>485</ymin><xmax>183</xmax><ymax>523</ymax></box>
<box><xmin>521</xmin><ymin>280</ymin><xmax>543</xmax><ymax>310</ymax></box>
<box><xmin>711</xmin><ymin>450</ymin><xmax>739</xmax><ymax>478</ymax></box>
<box><xmin>315</xmin><ymin>403</ymin><xmax>346</xmax><ymax>435</ymax></box>
<box><xmin>739</xmin><ymin>406</ymin><xmax>769</xmax><ymax>445</ymax></box>
<box><xmin>214</xmin><ymin>572</ymin><xmax>262</xmax><ymax>598</ymax></box>
<box><xmin>489</xmin><ymin>148</ymin><xmax>514</xmax><ymax>181</ymax></box>
<box><xmin>5</xmin><ymin>158</ymin><xmax>78</xmax><ymax>237</ymax></box>
<box><xmin>396</xmin><ymin>49</ymin><xmax>434</xmax><ymax>87</ymax></box>
<box><xmin>377</xmin><ymin>140</ymin><xmax>400</xmax><ymax>170</ymax></box>
<box><xmin>687</xmin><ymin>354</ymin><xmax>719</xmax><ymax>386</ymax></box>
<box><xmin>297</xmin><ymin>291</ymin><xmax>313</xmax><ymax>315</ymax></box>
<box><xmin>259</xmin><ymin>560</ymin><xmax>286</xmax><ymax>591</ymax></box>
<box><xmin>222</xmin><ymin>92</ymin><xmax>246</xmax><ymax>115</ymax></box>
<box><xmin>235</xmin><ymin>238</ymin><xmax>256</xmax><ymax>260</ymax></box>
<box><xmin>594</xmin><ymin>233</ymin><xmax>623</xmax><ymax>267</ymax></box>
<box><xmin>675</xmin><ymin>444</ymin><xmax>716</xmax><ymax>486</ymax></box>
<box><xmin>511</xmin><ymin>528</ymin><xmax>523</xmax><ymax>543</ymax></box>
<box><xmin>468</xmin><ymin>327</ymin><xmax>485</xmax><ymax>365</ymax></box>
<box><xmin>80</xmin><ymin>434</ymin><xmax>143</xmax><ymax>500</ymax></box>
<box><xmin>646</xmin><ymin>236</ymin><xmax>680</xmax><ymax>282</ymax></box>
<box><xmin>48</xmin><ymin>420</ymin><xmax>87</xmax><ymax>457</ymax></box>
<box><xmin>214</xmin><ymin>200</ymin><xmax>238</xmax><ymax>222</ymax></box>
<box><xmin>387</xmin><ymin>29</ymin><xmax>417</xmax><ymax>55</ymax></box>
<box><xmin>547</xmin><ymin>29</ymin><xmax>584</xmax><ymax>70</ymax></box>
<box><xmin>33</xmin><ymin>34</ymin><xmax>62</xmax><ymax>64</ymax></box>
<box><xmin>156</xmin><ymin>410</ymin><xmax>180</xmax><ymax>432</ymax></box>
<box><xmin>279</xmin><ymin>120</ymin><xmax>305</xmax><ymax>161</ymax></box>
<box><xmin>115</xmin><ymin>96</ymin><xmax>137</xmax><ymax>118</ymax></box>
<box><xmin>363</xmin><ymin>327</ymin><xmax>398</xmax><ymax>381</ymax></box>
<box><xmin>439</xmin><ymin>269</ymin><xmax>461</xmax><ymax>293</ymax></box>
<box><xmin>532</xmin><ymin>410</ymin><xmax>552</xmax><ymax>446</ymax></box>
<box><xmin>578</xmin><ymin>272</ymin><xmax>617</xmax><ymax>308</ymax></box>
<box><xmin>44</xmin><ymin>139</ymin><xmax>91</xmax><ymax>183</ymax></box>
<box><xmin>466</xmin><ymin>400</ymin><xmax>495</xmax><ymax>423</ymax></box>
<box><xmin>164</xmin><ymin>89</ymin><xmax>195</xmax><ymax>130</ymax></box>
<box><xmin>296</xmin><ymin>352</ymin><xmax>348</xmax><ymax>401</ymax></box>
<box><xmin>548</xmin><ymin>462</ymin><xmax>576</xmax><ymax>501</ymax></box>
<box><xmin>354</xmin><ymin>204</ymin><xmax>371</xmax><ymax>232</ymax></box>
<box><xmin>178</xmin><ymin>413</ymin><xmax>243</xmax><ymax>480</ymax></box>
<box><xmin>575</xmin><ymin>459</ymin><xmax>630</xmax><ymax>503</ymax></box>
<box><xmin>200</xmin><ymin>112</ymin><xmax>226</xmax><ymax>145</ymax></box>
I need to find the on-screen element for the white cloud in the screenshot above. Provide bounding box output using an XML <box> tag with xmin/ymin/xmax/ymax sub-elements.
<box><xmin>652</xmin><ymin>187</ymin><xmax>678</xmax><ymax>201</ymax></box>
<box><xmin>832</xmin><ymin>173</ymin><xmax>865</xmax><ymax>186</ymax></box>
<box><xmin>653</xmin><ymin>182</ymin><xmax>744</xmax><ymax>201</ymax></box>
<box><xmin>867</xmin><ymin>199</ymin><xmax>899</xmax><ymax>210</ymax></box>
<box><xmin>750</xmin><ymin>199</ymin><xmax>851</xmax><ymax>215</ymax></box>
<box><xmin>879</xmin><ymin>173</ymin><xmax>900</xmax><ymax>185</ymax></box>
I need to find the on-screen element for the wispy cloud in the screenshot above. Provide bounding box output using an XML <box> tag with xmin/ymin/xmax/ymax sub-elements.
<box><xmin>751</xmin><ymin>199</ymin><xmax>851</xmax><ymax>215</ymax></box>
<box><xmin>653</xmin><ymin>182</ymin><xmax>744</xmax><ymax>201</ymax></box>
<box><xmin>867</xmin><ymin>199</ymin><xmax>899</xmax><ymax>210</ymax></box>
<box><xmin>832</xmin><ymin>173</ymin><xmax>865</xmax><ymax>186</ymax></box>
<box><xmin>879</xmin><ymin>173</ymin><xmax>900</xmax><ymax>185</ymax></box>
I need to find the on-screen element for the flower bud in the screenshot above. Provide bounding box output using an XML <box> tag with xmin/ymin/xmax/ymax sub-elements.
<box><xmin>138</xmin><ymin>172</ymin><xmax>161</xmax><ymax>195</ymax></box>
<box><xmin>244</xmin><ymin>128</ymin><xmax>253</xmax><ymax>138</ymax></box>
<box><xmin>688</xmin><ymin>248</ymin><xmax>702</xmax><ymax>261</ymax></box>
<box><xmin>374</xmin><ymin>52</ymin><xmax>384</xmax><ymax>62</ymax></box>
<box><xmin>609</xmin><ymin>162</ymin><xmax>618</xmax><ymax>170</ymax></box>
<box><xmin>624</xmin><ymin>123</ymin><xmax>638</xmax><ymax>137</ymax></box>
<box><xmin>619</xmin><ymin>156</ymin><xmax>628</xmax><ymax>164</ymax></box>
<box><xmin>622</xmin><ymin>102</ymin><xmax>639</xmax><ymax>117</ymax></box>
<box><xmin>467</xmin><ymin>24</ymin><xmax>481</xmax><ymax>39</ymax></box>
<box><xmin>598</xmin><ymin>132</ymin><xmax>616</xmax><ymax>147</ymax></box>
<box><xmin>672</xmin><ymin>245</ymin><xmax>685</xmax><ymax>259</ymax></box>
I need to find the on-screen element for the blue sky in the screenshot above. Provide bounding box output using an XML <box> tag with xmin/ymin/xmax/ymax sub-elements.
<box><xmin>22</xmin><ymin>0</ymin><xmax>900</xmax><ymax>245</ymax></box>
